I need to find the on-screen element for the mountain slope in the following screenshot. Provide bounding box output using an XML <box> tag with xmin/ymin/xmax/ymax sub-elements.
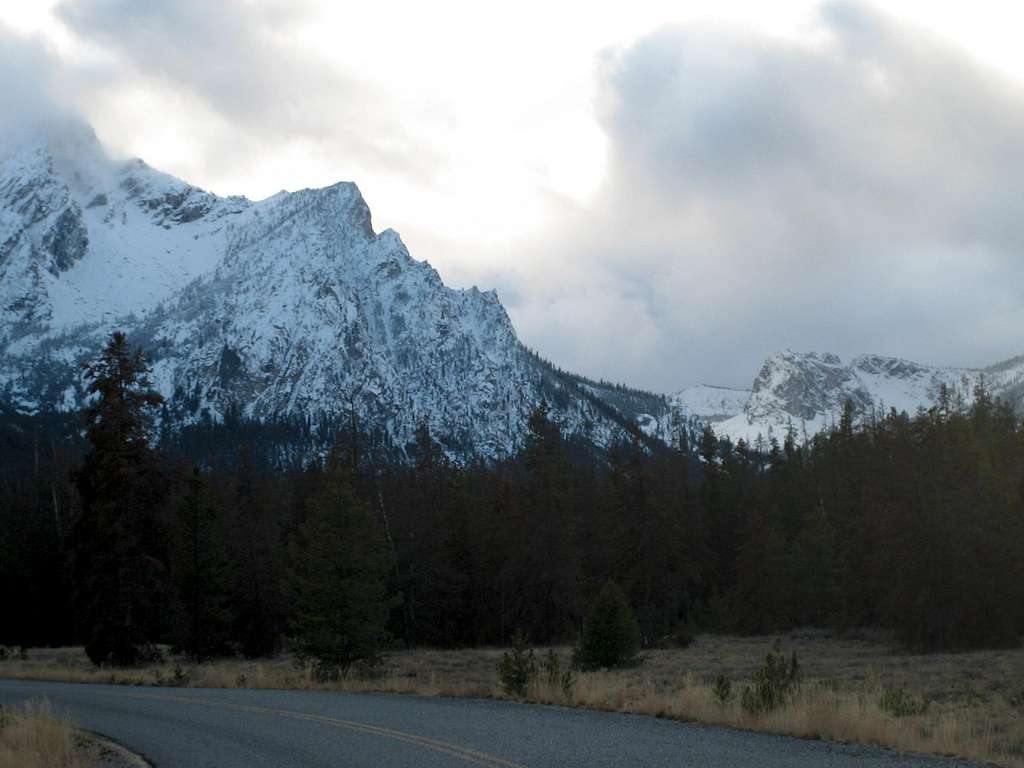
<box><xmin>0</xmin><ymin>121</ymin><xmax>663</xmax><ymax>459</ymax></box>
<box><xmin>670</xmin><ymin>384</ymin><xmax>751</xmax><ymax>424</ymax></box>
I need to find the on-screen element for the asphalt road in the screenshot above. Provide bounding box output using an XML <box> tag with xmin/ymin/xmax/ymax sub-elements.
<box><xmin>0</xmin><ymin>679</ymin><xmax>979</xmax><ymax>768</ymax></box>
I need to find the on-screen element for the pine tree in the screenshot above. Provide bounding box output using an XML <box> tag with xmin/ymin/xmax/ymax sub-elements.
<box><xmin>603</xmin><ymin>438</ymin><xmax>696</xmax><ymax>646</ymax></box>
<box><xmin>839</xmin><ymin>398</ymin><xmax>856</xmax><ymax>439</ymax></box>
<box><xmin>288</xmin><ymin>452</ymin><xmax>394</xmax><ymax>678</ymax></box>
<box><xmin>512</xmin><ymin>400</ymin><xmax>577</xmax><ymax>641</ymax></box>
<box><xmin>573</xmin><ymin>580</ymin><xmax>640</xmax><ymax>670</ymax></box>
<box><xmin>71</xmin><ymin>331</ymin><xmax>167</xmax><ymax>666</ymax></box>
<box><xmin>226</xmin><ymin>447</ymin><xmax>285</xmax><ymax>657</ymax></box>
<box><xmin>730</xmin><ymin>509</ymin><xmax>794</xmax><ymax>633</ymax></box>
<box><xmin>792</xmin><ymin>505</ymin><xmax>841</xmax><ymax>627</ymax></box>
<box><xmin>394</xmin><ymin>421</ymin><xmax>471</xmax><ymax>647</ymax></box>
<box><xmin>170</xmin><ymin>467</ymin><xmax>231</xmax><ymax>662</ymax></box>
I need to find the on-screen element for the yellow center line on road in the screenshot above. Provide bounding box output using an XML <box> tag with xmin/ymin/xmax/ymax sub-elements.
<box><xmin>106</xmin><ymin>689</ymin><xmax>529</xmax><ymax>768</ymax></box>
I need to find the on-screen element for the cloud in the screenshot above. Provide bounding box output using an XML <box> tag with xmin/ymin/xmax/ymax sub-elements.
<box><xmin>54</xmin><ymin>0</ymin><xmax>440</xmax><ymax>183</ymax></box>
<box><xmin>504</xmin><ymin>1</ymin><xmax>1024</xmax><ymax>391</ymax></box>
<box><xmin>6</xmin><ymin>1</ymin><xmax>1024</xmax><ymax>395</ymax></box>
<box><xmin>0</xmin><ymin>25</ymin><xmax>73</xmax><ymax>145</ymax></box>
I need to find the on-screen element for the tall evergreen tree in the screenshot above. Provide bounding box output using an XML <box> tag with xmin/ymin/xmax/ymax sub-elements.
<box><xmin>226</xmin><ymin>446</ymin><xmax>286</xmax><ymax>657</ymax></box>
<box><xmin>392</xmin><ymin>421</ymin><xmax>472</xmax><ymax>647</ymax></box>
<box><xmin>170</xmin><ymin>467</ymin><xmax>231</xmax><ymax>661</ymax></box>
<box><xmin>288</xmin><ymin>452</ymin><xmax>394</xmax><ymax>678</ymax></box>
<box><xmin>507</xmin><ymin>401</ymin><xmax>577</xmax><ymax>641</ymax></box>
<box><xmin>71</xmin><ymin>331</ymin><xmax>167</xmax><ymax>666</ymax></box>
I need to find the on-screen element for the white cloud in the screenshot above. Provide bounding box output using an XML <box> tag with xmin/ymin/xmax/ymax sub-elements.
<box><xmin>501</xmin><ymin>2</ymin><xmax>1024</xmax><ymax>390</ymax></box>
<box><xmin>3</xmin><ymin>1</ymin><xmax>1024</xmax><ymax>393</ymax></box>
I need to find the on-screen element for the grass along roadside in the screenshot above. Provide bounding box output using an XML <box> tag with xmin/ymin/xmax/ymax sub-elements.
<box><xmin>0</xmin><ymin>698</ymin><xmax>95</xmax><ymax>768</ymax></box>
<box><xmin>2</xmin><ymin>632</ymin><xmax>1023</xmax><ymax>767</ymax></box>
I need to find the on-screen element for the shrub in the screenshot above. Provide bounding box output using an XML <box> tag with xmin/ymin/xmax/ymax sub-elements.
<box><xmin>656</xmin><ymin>623</ymin><xmax>695</xmax><ymax>649</ymax></box>
<box><xmin>672</xmin><ymin>623</ymin><xmax>695</xmax><ymax>649</ymax></box>
<box><xmin>172</xmin><ymin>664</ymin><xmax>190</xmax><ymax>686</ymax></box>
<box><xmin>540</xmin><ymin>649</ymin><xmax>576</xmax><ymax>701</ymax></box>
<box><xmin>741</xmin><ymin>644</ymin><xmax>800</xmax><ymax>715</ymax></box>
<box><xmin>497</xmin><ymin>631</ymin><xmax>537</xmax><ymax>697</ymax></box>
<box><xmin>1009</xmin><ymin>687</ymin><xmax>1024</xmax><ymax>711</ymax></box>
<box><xmin>0</xmin><ymin>647</ymin><xmax>26</xmax><ymax>663</ymax></box>
<box><xmin>559</xmin><ymin>668</ymin><xmax>576</xmax><ymax>701</ymax></box>
<box><xmin>153</xmin><ymin>663</ymin><xmax>191</xmax><ymax>688</ymax></box>
<box><xmin>712</xmin><ymin>674</ymin><xmax>733</xmax><ymax>708</ymax></box>
<box><xmin>879</xmin><ymin>686</ymin><xmax>930</xmax><ymax>717</ymax></box>
<box><xmin>573</xmin><ymin>581</ymin><xmax>641</xmax><ymax>671</ymax></box>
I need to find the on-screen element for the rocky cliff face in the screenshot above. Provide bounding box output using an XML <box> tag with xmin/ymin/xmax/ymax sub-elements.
<box><xmin>0</xmin><ymin>121</ymin><xmax>663</xmax><ymax>459</ymax></box>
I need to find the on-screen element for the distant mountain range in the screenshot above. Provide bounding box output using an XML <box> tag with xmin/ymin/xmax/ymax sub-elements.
<box><xmin>668</xmin><ymin>350</ymin><xmax>1024</xmax><ymax>445</ymax></box>
<box><xmin>2</xmin><ymin>120</ymin><xmax>1020</xmax><ymax>458</ymax></box>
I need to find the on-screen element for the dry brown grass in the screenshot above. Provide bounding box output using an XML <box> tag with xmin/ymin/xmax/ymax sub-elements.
<box><xmin>3</xmin><ymin>632</ymin><xmax>1023</xmax><ymax>766</ymax></box>
<box><xmin>0</xmin><ymin>699</ymin><xmax>92</xmax><ymax>768</ymax></box>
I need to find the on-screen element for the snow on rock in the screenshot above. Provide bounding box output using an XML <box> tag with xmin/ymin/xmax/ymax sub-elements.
<box><xmin>0</xmin><ymin>120</ymin><xmax>656</xmax><ymax>458</ymax></box>
<box><xmin>5</xmin><ymin>119</ymin><xmax>1020</xmax><ymax>458</ymax></box>
<box><xmin>706</xmin><ymin>349</ymin><xmax>1024</xmax><ymax>445</ymax></box>
<box><xmin>670</xmin><ymin>384</ymin><xmax>751</xmax><ymax>423</ymax></box>
<box><xmin>1</xmin><ymin>120</ymin><xmax>251</xmax><ymax>339</ymax></box>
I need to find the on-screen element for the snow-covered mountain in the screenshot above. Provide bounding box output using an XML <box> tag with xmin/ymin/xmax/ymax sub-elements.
<box><xmin>670</xmin><ymin>349</ymin><xmax>1024</xmax><ymax>445</ymax></box>
<box><xmin>5</xmin><ymin>120</ymin><xmax>1020</xmax><ymax>459</ymax></box>
<box><xmin>0</xmin><ymin>120</ymin><xmax>665</xmax><ymax>459</ymax></box>
<box><xmin>670</xmin><ymin>384</ymin><xmax>752</xmax><ymax>424</ymax></box>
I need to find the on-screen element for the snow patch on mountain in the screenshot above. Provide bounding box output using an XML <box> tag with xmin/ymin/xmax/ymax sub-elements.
<box><xmin>670</xmin><ymin>384</ymin><xmax>751</xmax><ymax>423</ymax></box>
<box><xmin>0</xmin><ymin>121</ymin><xmax>256</xmax><ymax>342</ymax></box>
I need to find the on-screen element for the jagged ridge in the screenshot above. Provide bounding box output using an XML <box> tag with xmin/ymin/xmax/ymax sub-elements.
<box><xmin>0</xmin><ymin>120</ymin><xmax>664</xmax><ymax>460</ymax></box>
<box><xmin>668</xmin><ymin>349</ymin><xmax>1024</xmax><ymax>445</ymax></box>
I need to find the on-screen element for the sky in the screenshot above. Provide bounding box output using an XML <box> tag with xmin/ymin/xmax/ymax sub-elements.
<box><xmin>2</xmin><ymin>0</ymin><xmax>1024</xmax><ymax>391</ymax></box>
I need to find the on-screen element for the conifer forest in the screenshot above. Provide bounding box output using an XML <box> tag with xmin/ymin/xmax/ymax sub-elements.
<box><xmin>2</xmin><ymin>333</ymin><xmax>1022</xmax><ymax>669</ymax></box>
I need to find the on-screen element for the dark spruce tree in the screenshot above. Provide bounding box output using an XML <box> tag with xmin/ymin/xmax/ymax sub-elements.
<box><xmin>226</xmin><ymin>446</ymin><xmax>286</xmax><ymax>657</ymax></box>
<box><xmin>71</xmin><ymin>331</ymin><xmax>167</xmax><ymax>666</ymax></box>
<box><xmin>573</xmin><ymin>580</ymin><xmax>640</xmax><ymax>671</ymax></box>
<box><xmin>394</xmin><ymin>421</ymin><xmax>471</xmax><ymax>647</ymax></box>
<box><xmin>0</xmin><ymin>406</ymin><xmax>82</xmax><ymax>647</ymax></box>
<box><xmin>169</xmin><ymin>467</ymin><xmax>231</xmax><ymax>662</ymax></box>
<box><xmin>287</xmin><ymin>451</ymin><xmax>394</xmax><ymax>679</ymax></box>
<box><xmin>508</xmin><ymin>400</ymin><xmax>577</xmax><ymax>642</ymax></box>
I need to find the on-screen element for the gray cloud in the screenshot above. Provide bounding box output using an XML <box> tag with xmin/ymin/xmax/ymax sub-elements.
<box><xmin>6</xmin><ymin>1</ymin><xmax>1024</xmax><ymax>396</ymax></box>
<box><xmin>54</xmin><ymin>0</ymin><xmax>441</xmax><ymax>183</ymax></box>
<box><xmin>504</xmin><ymin>1</ymin><xmax>1024</xmax><ymax>392</ymax></box>
<box><xmin>0</xmin><ymin>26</ymin><xmax>73</xmax><ymax>145</ymax></box>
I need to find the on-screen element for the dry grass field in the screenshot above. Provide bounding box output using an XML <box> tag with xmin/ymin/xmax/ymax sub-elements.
<box><xmin>0</xmin><ymin>699</ymin><xmax>94</xmax><ymax>768</ymax></box>
<box><xmin>2</xmin><ymin>631</ymin><xmax>1023</xmax><ymax>767</ymax></box>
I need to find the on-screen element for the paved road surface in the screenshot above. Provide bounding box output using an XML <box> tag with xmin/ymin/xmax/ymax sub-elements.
<box><xmin>0</xmin><ymin>679</ymin><xmax>978</xmax><ymax>767</ymax></box>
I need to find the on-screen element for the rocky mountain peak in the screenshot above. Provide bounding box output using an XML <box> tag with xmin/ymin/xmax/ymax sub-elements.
<box><xmin>746</xmin><ymin>350</ymin><xmax>872</xmax><ymax>422</ymax></box>
<box><xmin>0</xmin><ymin>121</ymin><xmax>660</xmax><ymax>460</ymax></box>
<box><xmin>679</xmin><ymin>348</ymin><xmax>1024</xmax><ymax>446</ymax></box>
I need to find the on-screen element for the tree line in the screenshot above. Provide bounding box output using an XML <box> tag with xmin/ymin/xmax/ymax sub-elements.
<box><xmin>1</xmin><ymin>334</ymin><xmax>1022</xmax><ymax>670</ymax></box>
